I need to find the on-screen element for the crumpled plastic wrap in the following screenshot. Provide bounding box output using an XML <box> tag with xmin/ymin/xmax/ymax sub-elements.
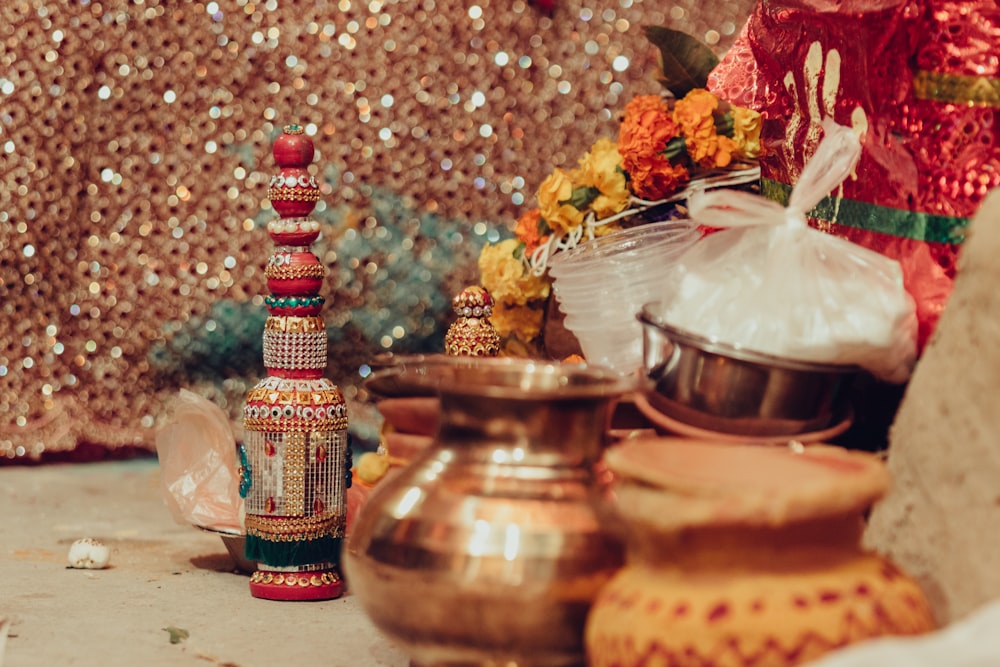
<box><xmin>662</xmin><ymin>121</ymin><xmax>917</xmax><ymax>383</ymax></box>
<box><xmin>708</xmin><ymin>0</ymin><xmax>999</xmax><ymax>351</ymax></box>
<box><xmin>805</xmin><ymin>598</ymin><xmax>1000</xmax><ymax>666</ymax></box>
<box><xmin>155</xmin><ymin>389</ymin><xmax>243</xmax><ymax>533</ymax></box>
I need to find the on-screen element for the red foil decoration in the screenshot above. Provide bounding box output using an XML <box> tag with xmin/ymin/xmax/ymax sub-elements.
<box><xmin>709</xmin><ymin>0</ymin><xmax>1000</xmax><ymax>350</ymax></box>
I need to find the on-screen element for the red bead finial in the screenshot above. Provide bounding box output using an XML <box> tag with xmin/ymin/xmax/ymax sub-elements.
<box><xmin>273</xmin><ymin>125</ymin><xmax>315</xmax><ymax>167</ymax></box>
<box><xmin>268</xmin><ymin>124</ymin><xmax>320</xmax><ymax>218</ymax></box>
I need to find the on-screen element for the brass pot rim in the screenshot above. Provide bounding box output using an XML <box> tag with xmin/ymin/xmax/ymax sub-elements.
<box><xmin>366</xmin><ymin>354</ymin><xmax>636</xmax><ymax>400</ymax></box>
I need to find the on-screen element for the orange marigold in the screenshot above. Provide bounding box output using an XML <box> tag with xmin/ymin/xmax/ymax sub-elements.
<box><xmin>625</xmin><ymin>154</ymin><xmax>690</xmax><ymax>200</ymax></box>
<box><xmin>514</xmin><ymin>208</ymin><xmax>548</xmax><ymax>255</ymax></box>
<box><xmin>618</xmin><ymin>101</ymin><xmax>678</xmax><ymax>156</ymax></box>
<box><xmin>618</xmin><ymin>95</ymin><xmax>688</xmax><ymax>200</ymax></box>
<box><xmin>624</xmin><ymin>94</ymin><xmax>671</xmax><ymax>116</ymax></box>
<box><xmin>618</xmin><ymin>95</ymin><xmax>678</xmax><ymax>160</ymax></box>
<box><xmin>686</xmin><ymin>133</ymin><xmax>739</xmax><ymax>169</ymax></box>
<box><xmin>674</xmin><ymin>89</ymin><xmax>736</xmax><ymax>169</ymax></box>
<box><xmin>673</xmin><ymin>89</ymin><xmax>719</xmax><ymax>139</ymax></box>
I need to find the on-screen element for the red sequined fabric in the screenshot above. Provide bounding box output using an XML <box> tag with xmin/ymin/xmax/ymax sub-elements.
<box><xmin>710</xmin><ymin>0</ymin><xmax>999</xmax><ymax>349</ymax></box>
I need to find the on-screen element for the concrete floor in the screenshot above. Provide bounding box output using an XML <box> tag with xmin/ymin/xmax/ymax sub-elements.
<box><xmin>0</xmin><ymin>458</ymin><xmax>409</xmax><ymax>667</ymax></box>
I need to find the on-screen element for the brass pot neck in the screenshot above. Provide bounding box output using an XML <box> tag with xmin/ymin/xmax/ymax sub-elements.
<box><xmin>437</xmin><ymin>392</ymin><xmax>617</xmax><ymax>465</ymax></box>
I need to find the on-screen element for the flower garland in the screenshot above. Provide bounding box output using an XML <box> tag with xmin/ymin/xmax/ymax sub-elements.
<box><xmin>479</xmin><ymin>86</ymin><xmax>762</xmax><ymax>352</ymax></box>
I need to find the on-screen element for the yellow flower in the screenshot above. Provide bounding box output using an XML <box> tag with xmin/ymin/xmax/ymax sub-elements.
<box><xmin>732</xmin><ymin>106</ymin><xmax>762</xmax><ymax>159</ymax></box>
<box><xmin>591</xmin><ymin>222</ymin><xmax>622</xmax><ymax>238</ymax></box>
<box><xmin>478</xmin><ymin>239</ymin><xmax>550</xmax><ymax>305</ymax></box>
<box><xmin>489</xmin><ymin>301</ymin><xmax>545</xmax><ymax>342</ymax></box>
<box><xmin>577</xmin><ymin>137</ymin><xmax>630</xmax><ymax>219</ymax></box>
<box><xmin>537</xmin><ymin>168</ymin><xmax>585</xmax><ymax>236</ymax></box>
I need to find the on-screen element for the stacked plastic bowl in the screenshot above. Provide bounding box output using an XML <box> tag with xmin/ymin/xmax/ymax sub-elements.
<box><xmin>548</xmin><ymin>220</ymin><xmax>701</xmax><ymax>374</ymax></box>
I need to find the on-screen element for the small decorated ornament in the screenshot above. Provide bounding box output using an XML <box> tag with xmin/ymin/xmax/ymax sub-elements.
<box><xmin>445</xmin><ymin>285</ymin><xmax>501</xmax><ymax>357</ymax></box>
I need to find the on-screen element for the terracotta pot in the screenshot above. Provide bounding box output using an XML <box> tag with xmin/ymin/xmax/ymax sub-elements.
<box><xmin>586</xmin><ymin>438</ymin><xmax>935</xmax><ymax>667</ymax></box>
<box><xmin>345</xmin><ymin>357</ymin><xmax>633</xmax><ymax>666</ymax></box>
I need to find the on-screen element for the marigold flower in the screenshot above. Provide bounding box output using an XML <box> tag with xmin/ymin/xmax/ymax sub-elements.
<box><xmin>478</xmin><ymin>238</ymin><xmax>551</xmax><ymax>305</ymax></box>
<box><xmin>617</xmin><ymin>95</ymin><xmax>689</xmax><ymax>200</ymax></box>
<box><xmin>673</xmin><ymin>89</ymin><xmax>719</xmax><ymax>138</ymax></box>
<box><xmin>623</xmin><ymin>94</ymin><xmax>670</xmax><ymax>117</ymax></box>
<box><xmin>577</xmin><ymin>137</ymin><xmax>629</xmax><ymax>218</ymax></box>
<box><xmin>618</xmin><ymin>95</ymin><xmax>678</xmax><ymax>161</ymax></box>
<box><xmin>489</xmin><ymin>301</ymin><xmax>545</xmax><ymax>342</ymax></box>
<box><xmin>514</xmin><ymin>208</ymin><xmax>548</xmax><ymax>255</ymax></box>
<box><xmin>625</xmin><ymin>154</ymin><xmax>690</xmax><ymax>200</ymax></box>
<box><xmin>674</xmin><ymin>88</ymin><xmax>730</xmax><ymax>169</ymax></box>
<box><xmin>732</xmin><ymin>106</ymin><xmax>762</xmax><ymax>159</ymax></box>
<box><xmin>537</xmin><ymin>168</ymin><xmax>585</xmax><ymax>236</ymax></box>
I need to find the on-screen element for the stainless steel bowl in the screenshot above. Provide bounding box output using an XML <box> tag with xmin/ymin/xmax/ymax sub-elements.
<box><xmin>198</xmin><ymin>527</ymin><xmax>257</xmax><ymax>574</ymax></box>
<box><xmin>637</xmin><ymin>305</ymin><xmax>858</xmax><ymax>437</ymax></box>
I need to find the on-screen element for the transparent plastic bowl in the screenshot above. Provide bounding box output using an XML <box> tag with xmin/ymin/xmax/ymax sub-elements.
<box><xmin>548</xmin><ymin>221</ymin><xmax>699</xmax><ymax>276</ymax></box>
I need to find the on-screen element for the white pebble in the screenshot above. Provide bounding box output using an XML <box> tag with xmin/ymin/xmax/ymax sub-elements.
<box><xmin>67</xmin><ymin>538</ymin><xmax>111</xmax><ymax>569</ymax></box>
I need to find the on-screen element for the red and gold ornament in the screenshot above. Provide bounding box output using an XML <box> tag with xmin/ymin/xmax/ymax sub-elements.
<box><xmin>445</xmin><ymin>285</ymin><xmax>501</xmax><ymax>357</ymax></box>
<box><xmin>241</xmin><ymin>124</ymin><xmax>350</xmax><ymax>602</ymax></box>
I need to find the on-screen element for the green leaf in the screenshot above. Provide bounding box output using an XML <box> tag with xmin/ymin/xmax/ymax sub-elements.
<box><xmin>512</xmin><ymin>241</ymin><xmax>526</xmax><ymax>261</ymax></box>
<box><xmin>663</xmin><ymin>136</ymin><xmax>687</xmax><ymax>161</ymax></box>
<box><xmin>644</xmin><ymin>26</ymin><xmax>719</xmax><ymax>98</ymax></box>
<box><xmin>715</xmin><ymin>111</ymin><xmax>734</xmax><ymax>137</ymax></box>
<box><xmin>560</xmin><ymin>185</ymin><xmax>601</xmax><ymax>211</ymax></box>
<box><xmin>537</xmin><ymin>217</ymin><xmax>552</xmax><ymax>236</ymax></box>
<box><xmin>163</xmin><ymin>626</ymin><xmax>190</xmax><ymax>645</ymax></box>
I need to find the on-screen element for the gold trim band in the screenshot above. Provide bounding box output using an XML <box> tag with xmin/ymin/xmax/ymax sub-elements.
<box><xmin>245</xmin><ymin>513</ymin><xmax>345</xmax><ymax>542</ymax></box>
<box><xmin>243</xmin><ymin>416</ymin><xmax>348</xmax><ymax>433</ymax></box>
<box><xmin>268</xmin><ymin>186</ymin><xmax>321</xmax><ymax>201</ymax></box>
<box><xmin>244</xmin><ymin>386</ymin><xmax>345</xmax><ymax>406</ymax></box>
<box><xmin>250</xmin><ymin>570</ymin><xmax>341</xmax><ymax>587</ymax></box>
<box><xmin>264</xmin><ymin>316</ymin><xmax>325</xmax><ymax>333</ymax></box>
<box><xmin>265</xmin><ymin>262</ymin><xmax>326</xmax><ymax>280</ymax></box>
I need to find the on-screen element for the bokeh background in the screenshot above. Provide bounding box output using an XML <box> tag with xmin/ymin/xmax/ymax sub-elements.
<box><xmin>0</xmin><ymin>0</ymin><xmax>754</xmax><ymax>461</ymax></box>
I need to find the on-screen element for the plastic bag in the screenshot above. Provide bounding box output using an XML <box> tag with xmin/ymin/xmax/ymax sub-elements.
<box><xmin>155</xmin><ymin>389</ymin><xmax>243</xmax><ymax>533</ymax></box>
<box><xmin>709</xmin><ymin>2</ymin><xmax>998</xmax><ymax>352</ymax></box>
<box><xmin>661</xmin><ymin>120</ymin><xmax>917</xmax><ymax>383</ymax></box>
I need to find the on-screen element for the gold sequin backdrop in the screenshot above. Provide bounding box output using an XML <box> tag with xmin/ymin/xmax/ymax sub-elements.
<box><xmin>0</xmin><ymin>0</ymin><xmax>752</xmax><ymax>461</ymax></box>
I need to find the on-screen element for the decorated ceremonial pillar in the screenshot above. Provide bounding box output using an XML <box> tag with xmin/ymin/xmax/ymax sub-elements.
<box><xmin>239</xmin><ymin>124</ymin><xmax>349</xmax><ymax>601</ymax></box>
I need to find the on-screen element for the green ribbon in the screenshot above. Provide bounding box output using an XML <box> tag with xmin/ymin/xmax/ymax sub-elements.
<box><xmin>245</xmin><ymin>533</ymin><xmax>342</xmax><ymax>568</ymax></box>
<box><xmin>762</xmin><ymin>178</ymin><xmax>968</xmax><ymax>245</ymax></box>
<box><xmin>913</xmin><ymin>70</ymin><xmax>1000</xmax><ymax>109</ymax></box>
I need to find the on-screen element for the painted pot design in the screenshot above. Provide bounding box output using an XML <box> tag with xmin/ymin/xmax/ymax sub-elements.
<box><xmin>585</xmin><ymin>438</ymin><xmax>936</xmax><ymax>667</ymax></box>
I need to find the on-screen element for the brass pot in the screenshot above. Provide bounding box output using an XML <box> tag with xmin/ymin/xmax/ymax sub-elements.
<box><xmin>344</xmin><ymin>357</ymin><xmax>633</xmax><ymax>667</ymax></box>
